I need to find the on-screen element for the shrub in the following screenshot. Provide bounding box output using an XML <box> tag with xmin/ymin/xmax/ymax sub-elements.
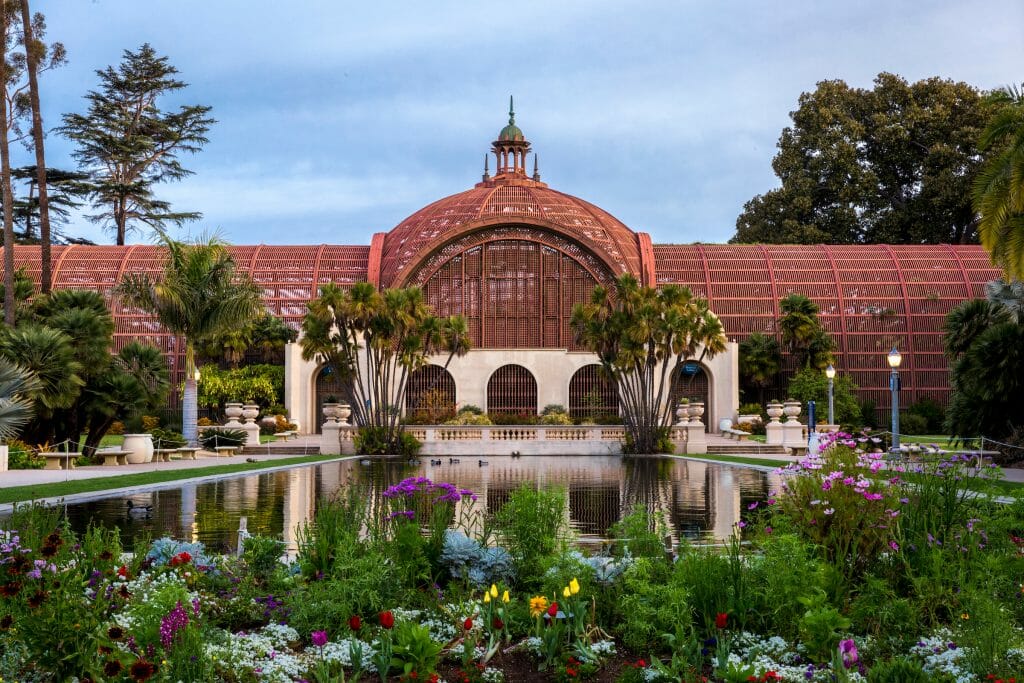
<box><xmin>199</xmin><ymin>427</ymin><xmax>247</xmax><ymax>449</ymax></box>
<box><xmin>353</xmin><ymin>426</ymin><xmax>421</xmax><ymax>456</ymax></box>
<box><xmin>900</xmin><ymin>413</ymin><xmax>929</xmax><ymax>436</ymax></box>
<box><xmin>197</xmin><ymin>416</ymin><xmax>214</xmax><ymax>427</ymax></box>
<box><xmin>107</xmin><ymin>420</ymin><xmax>125</xmax><ymax>435</ymax></box>
<box><xmin>541</xmin><ymin>404</ymin><xmax>566</xmax><ymax>415</ymax></box>
<box><xmin>540</xmin><ymin>410</ymin><xmax>572</xmax><ymax>425</ymax></box>
<box><xmin>787</xmin><ymin>367</ymin><xmax>862</xmax><ymax>428</ymax></box>
<box><xmin>866</xmin><ymin>658</ymin><xmax>932</xmax><ymax>682</ymax></box>
<box><xmin>274</xmin><ymin>415</ymin><xmax>297</xmax><ymax>433</ymax></box>
<box><xmin>458</xmin><ymin>404</ymin><xmax>483</xmax><ymax>415</ymax></box>
<box><xmin>150</xmin><ymin>427</ymin><xmax>187</xmax><ymax>449</ymax></box>
<box><xmin>489</xmin><ymin>412</ymin><xmax>538</xmax><ymax>425</ymax></box>
<box><xmin>494</xmin><ymin>484</ymin><xmax>567</xmax><ymax>586</ymax></box>
<box><xmin>907</xmin><ymin>397</ymin><xmax>946</xmax><ymax>433</ymax></box>
<box><xmin>614</xmin><ymin>557</ymin><xmax>687</xmax><ymax>652</ymax></box>
<box><xmin>141</xmin><ymin>415</ymin><xmax>161</xmax><ymax>431</ymax></box>
<box><xmin>7</xmin><ymin>438</ymin><xmax>42</xmax><ymax>469</ymax></box>
<box><xmin>439</xmin><ymin>530</ymin><xmax>514</xmax><ymax>585</ymax></box>
<box><xmin>444</xmin><ymin>411</ymin><xmax>492</xmax><ymax>426</ymax></box>
<box><xmin>242</xmin><ymin>535</ymin><xmax>286</xmax><ymax>584</ymax></box>
<box><xmin>738</xmin><ymin>402</ymin><xmax>764</xmax><ymax>417</ymax></box>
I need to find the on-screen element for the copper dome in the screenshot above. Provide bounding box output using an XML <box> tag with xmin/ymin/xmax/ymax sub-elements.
<box><xmin>378</xmin><ymin>178</ymin><xmax>644</xmax><ymax>287</ymax></box>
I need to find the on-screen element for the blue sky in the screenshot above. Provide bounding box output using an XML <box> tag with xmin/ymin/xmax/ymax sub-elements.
<box><xmin>28</xmin><ymin>0</ymin><xmax>1024</xmax><ymax>246</ymax></box>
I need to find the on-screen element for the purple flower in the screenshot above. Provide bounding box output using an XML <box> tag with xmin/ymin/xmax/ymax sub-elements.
<box><xmin>839</xmin><ymin>638</ymin><xmax>858</xmax><ymax>668</ymax></box>
<box><xmin>747</xmin><ymin>502</ymin><xmax>758</xmax><ymax>510</ymax></box>
<box><xmin>159</xmin><ymin>602</ymin><xmax>190</xmax><ymax>649</ymax></box>
<box><xmin>311</xmin><ymin>630</ymin><xmax>328</xmax><ymax>647</ymax></box>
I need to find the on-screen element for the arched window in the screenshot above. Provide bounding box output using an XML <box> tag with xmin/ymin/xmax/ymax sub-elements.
<box><xmin>568</xmin><ymin>364</ymin><xmax>618</xmax><ymax>419</ymax></box>
<box><xmin>671</xmin><ymin>362</ymin><xmax>710</xmax><ymax>419</ymax></box>
<box><xmin>314</xmin><ymin>365</ymin><xmax>345</xmax><ymax>433</ymax></box>
<box><xmin>486</xmin><ymin>364</ymin><xmax>537</xmax><ymax>416</ymax></box>
<box><xmin>405</xmin><ymin>365</ymin><xmax>456</xmax><ymax>422</ymax></box>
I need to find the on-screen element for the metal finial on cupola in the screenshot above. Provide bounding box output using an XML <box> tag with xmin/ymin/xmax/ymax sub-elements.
<box><xmin>483</xmin><ymin>154</ymin><xmax>490</xmax><ymax>181</ymax></box>
<box><xmin>509</xmin><ymin>95</ymin><xmax>515</xmax><ymax>125</ymax></box>
<box><xmin>532</xmin><ymin>154</ymin><xmax>540</xmax><ymax>181</ymax></box>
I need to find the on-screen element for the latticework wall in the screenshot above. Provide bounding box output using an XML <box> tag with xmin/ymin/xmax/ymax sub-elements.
<box><xmin>568</xmin><ymin>364</ymin><xmax>618</xmax><ymax>419</ymax></box>
<box><xmin>419</xmin><ymin>233</ymin><xmax>608</xmax><ymax>349</ymax></box>
<box><xmin>486</xmin><ymin>364</ymin><xmax>538</xmax><ymax>415</ymax></box>
<box><xmin>405</xmin><ymin>365</ymin><xmax>456</xmax><ymax>414</ymax></box>
<box><xmin>653</xmin><ymin>244</ymin><xmax>1001</xmax><ymax>412</ymax></box>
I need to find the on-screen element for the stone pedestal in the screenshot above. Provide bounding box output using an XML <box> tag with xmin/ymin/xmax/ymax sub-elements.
<box><xmin>765</xmin><ymin>421</ymin><xmax>784</xmax><ymax>446</ymax></box>
<box><xmin>782</xmin><ymin>421</ymin><xmax>805</xmax><ymax>450</ymax></box>
<box><xmin>320</xmin><ymin>421</ymin><xmax>341</xmax><ymax>454</ymax></box>
<box><xmin>684</xmin><ymin>422</ymin><xmax>707</xmax><ymax>454</ymax></box>
<box><xmin>0</xmin><ymin>444</ymin><xmax>7</xmax><ymax>471</ymax></box>
<box><xmin>242</xmin><ymin>422</ymin><xmax>261</xmax><ymax>447</ymax></box>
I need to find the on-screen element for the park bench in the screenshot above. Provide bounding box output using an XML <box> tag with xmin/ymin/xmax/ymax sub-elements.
<box><xmin>215</xmin><ymin>446</ymin><xmax>240</xmax><ymax>457</ymax></box>
<box><xmin>176</xmin><ymin>447</ymin><xmax>200</xmax><ymax>461</ymax></box>
<box><xmin>153</xmin><ymin>448</ymin><xmax>177</xmax><ymax>463</ymax></box>
<box><xmin>276</xmin><ymin>430</ymin><xmax>296</xmax><ymax>441</ymax></box>
<box><xmin>41</xmin><ymin>451</ymin><xmax>82</xmax><ymax>470</ymax></box>
<box><xmin>98</xmin><ymin>448</ymin><xmax>131</xmax><ymax>466</ymax></box>
<box><xmin>722</xmin><ymin>428</ymin><xmax>751</xmax><ymax>441</ymax></box>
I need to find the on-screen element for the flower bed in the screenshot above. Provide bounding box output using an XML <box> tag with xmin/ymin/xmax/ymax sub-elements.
<box><xmin>1</xmin><ymin>456</ymin><xmax>1023</xmax><ymax>682</ymax></box>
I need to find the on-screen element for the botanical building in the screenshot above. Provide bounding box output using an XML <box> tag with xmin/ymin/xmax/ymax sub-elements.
<box><xmin>0</xmin><ymin>108</ymin><xmax>1000</xmax><ymax>432</ymax></box>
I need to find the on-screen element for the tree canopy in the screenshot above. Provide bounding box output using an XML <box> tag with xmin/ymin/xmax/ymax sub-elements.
<box><xmin>732</xmin><ymin>73</ymin><xmax>994</xmax><ymax>245</ymax></box>
<box><xmin>59</xmin><ymin>44</ymin><xmax>214</xmax><ymax>245</ymax></box>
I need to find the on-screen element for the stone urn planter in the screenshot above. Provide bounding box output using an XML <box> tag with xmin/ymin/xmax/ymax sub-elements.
<box><xmin>336</xmin><ymin>403</ymin><xmax>352</xmax><ymax>425</ymax></box>
<box><xmin>783</xmin><ymin>400</ymin><xmax>801</xmax><ymax>423</ymax></box>
<box><xmin>123</xmin><ymin>433</ymin><xmax>155</xmax><ymax>464</ymax></box>
<box><xmin>242</xmin><ymin>404</ymin><xmax>260</xmax><ymax>424</ymax></box>
<box><xmin>766</xmin><ymin>402</ymin><xmax>784</xmax><ymax>423</ymax></box>
<box><xmin>224</xmin><ymin>402</ymin><xmax>244</xmax><ymax>424</ymax></box>
<box><xmin>689</xmin><ymin>401</ymin><xmax>705</xmax><ymax>425</ymax></box>
<box><xmin>322</xmin><ymin>402</ymin><xmax>342</xmax><ymax>424</ymax></box>
<box><xmin>675</xmin><ymin>402</ymin><xmax>690</xmax><ymax>425</ymax></box>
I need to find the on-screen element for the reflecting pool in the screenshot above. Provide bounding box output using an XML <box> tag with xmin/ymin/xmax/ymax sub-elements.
<box><xmin>57</xmin><ymin>456</ymin><xmax>781</xmax><ymax>552</ymax></box>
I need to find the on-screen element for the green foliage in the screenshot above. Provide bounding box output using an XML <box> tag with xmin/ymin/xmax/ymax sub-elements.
<box><xmin>610</xmin><ymin>507</ymin><xmax>667</xmax><ymax>560</ymax></box>
<box><xmin>390</xmin><ymin>620</ymin><xmax>444</xmax><ymax>679</ymax></box>
<box><xmin>443</xmin><ymin>410</ymin><xmax>493</xmax><ymax>425</ymax></box>
<box><xmin>353</xmin><ymin>426</ymin><xmax>422</xmax><ymax>456</ymax></box>
<box><xmin>748</xmin><ymin>532</ymin><xmax>826</xmax><ymax>641</ymax></box>
<box><xmin>900</xmin><ymin>413</ymin><xmax>929</xmax><ymax>436</ymax></box>
<box><xmin>786</xmin><ymin>367</ymin><xmax>862</xmax><ymax>427</ymax></box>
<box><xmin>571</xmin><ymin>274</ymin><xmax>726</xmax><ymax>454</ymax></box>
<box><xmin>866</xmin><ymin>658</ymin><xmax>932</xmax><ymax>683</ymax></box>
<box><xmin>613</xmin><ymin>557</ymin><xmax>687</xmax><ymax>652</ymax></box>
<box><xmin>797</xmin><ymin>590</ymin><xmax>852</xmax><ymax>664</ymax></box>
<box><xmin>738</xmin><ymin>332</ymin><xmax>781</xmax><ymax>405</ymax></box>
<box><xmin>493</xmin><ymin>484</ymin><xmax>567</xmax><ymax>587</ymax></box>
<box><xmin>300</xmin><ymin>281</ymin><xmax>470</xmax><ymax>453</ymax></box>
<box><xmin>59</xmin><ymin>43</ymin><xmax>215</xmax><ymax>245</ymax></box>
<box><xmin>733</xmin><ymin>73</ymin><xmax>992</xmax><ymax>246</ymax></box>
<box><xmin>906</xmin><ymin>397</ymin><xmax>946</xmax><ymax>433</ymax></box>
<box><xmin>973</xmin><ymin>85</ymin><xmax>1024</xmax><ymax>279</ymax></box>
<box><xmin>150</xmin><ymin>427</ymin><xmax>187</xmax><ymax>449</ymax></box>
<box><xmin>196</xmin><ymin>364</ymin><xmax>285</xmax><ymax>409</ymax></box>
<box><xmin>199</xmin><ymin>313</ymin><xmax>297</xmax><ymax>368</ymax></box>
<box><xmin>673</xmin><ymin>546</ymin><xmax>731</xmax><ymax>630</ymax></box>
<box><xmin>199</xmin><ymin>427</ymin><xmax>247</xmax><ymax>448</ymax></box>
<box><xmin>242</xmin><ymin>535</ymin><xmax>285</xmax><ymax>585</ymax></box>
<box><xmin>779</xmin><ymin>294</ymin><xmax>835</xmax><ymax>370</ymax></box>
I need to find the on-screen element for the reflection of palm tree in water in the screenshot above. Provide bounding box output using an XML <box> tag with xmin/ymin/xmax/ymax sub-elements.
<box><xmin>622</xmin><ymin>457</ymin><xmax>678</xmax><ymax>544</ymax></box>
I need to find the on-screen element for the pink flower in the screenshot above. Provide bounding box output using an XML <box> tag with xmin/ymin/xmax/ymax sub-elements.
<box><xmin>889</xmin><ymin>541</ymin><xmax>899</xmax><ymax>551</ymax></box>
<box><xmin>311</xmin><ymin>630</ymin><xmax>328</xmax><ymax>647</ymax></box>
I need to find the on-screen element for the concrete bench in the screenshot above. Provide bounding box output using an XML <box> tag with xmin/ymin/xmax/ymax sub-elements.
<box><xmin>153</xmin><ymin>448</ymin><xmax>177</xmax><ymax>463</ymax></box>
<box><xmin>215</xmin><ymin>446</ymin><xmax>239</xmax><ymax>457</ymax></box>
<box><xmin>98</xmin><ymin>449</ymin><xmax>131</xmax><ymax>466</ymax></box>
<box><xmin>176</xmin><ymin>447</ymin><xmax>200</xmax><ymax>461</ymax></box>
<box><xmin>41</xmin><ymin>451</ymin><xmax>82</xmax><ymax>470</ymax></box>
<box><xmin>722</xmin><ymin>428</ymin><xmax>751</xmax><ymax>441</ymax></box>
<box><xmin>276</xmin><ymin>431</ymin><xmax>296</xmax><ymax>441</ymax></box>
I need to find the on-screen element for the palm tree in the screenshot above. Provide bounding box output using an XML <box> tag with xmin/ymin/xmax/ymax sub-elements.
<box><xmin>943</xmin><ymin>298</ymin><xmax>1012</xmax><ymax>358</ymax></box>
<box><xmin>739</xmin><ymin>332</ymin><xmax>781</xmax><ymax>404</ymax></box>
<box><xmin>0</xmin><ymin>357</ymin><xmax>36</xmax><ymax>440</ymax></box>
<box><xmin>973</xmin><ymin>85</ymin><xmax>1024</xmax><ymax>279</ymax></box>
<box><xmin>116</xmin><ymin>232</ymin><xmax>262</xmax><ymax>445</ymax></box>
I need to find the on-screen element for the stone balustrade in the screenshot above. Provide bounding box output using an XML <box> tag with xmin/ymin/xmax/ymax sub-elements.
<box><xmin>319</xmin><ymin>423</ymin><xmax>705</xmax><ymax>456</ymax></box>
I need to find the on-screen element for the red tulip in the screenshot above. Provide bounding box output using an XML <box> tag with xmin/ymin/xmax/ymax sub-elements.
<box><xmin>380</xmin><ymin>610</ymin><xmax>395</xmax><ymax>629</ymax></box>
<box><xmin>463</xmin><ymin>617</ymin><xmax>473</xmax><ymax>630</ymax></box>
<box><xmin>547</xmin><ymin>602</ymin><xmax>558</xmax><ymax>617</ymax></box>
<box><xmin>492</xmin><ymin>616</ymin><xmax>504</xmax><ymax>630</ymax></box>
<box><xmin>715</xmin><ymin>612</ymin><xmax>728</xmax><ymax>629</ymax></box>
<box><xmin>348</xmin><ymin>615</ymin><xmax>362</xmax><ymax>631</ymax></box>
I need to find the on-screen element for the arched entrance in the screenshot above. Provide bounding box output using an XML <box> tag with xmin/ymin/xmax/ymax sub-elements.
<box><xmin>568</xmin><ymin>364</ymin><xmax>618</xmax><ymax>420</ymax></box>
<box><xmin>486</xmin><ymin>364</ymin><xmax>537</xmax><ymax>416</ymax></box>
<box><xmin>405</xmin><ymin>364</ymin><xmax>456</xmax><ymax>423</ymax></box>
<box><xmin>314</xmin><ymin>365</ymin><xmax>345</xmax><ymax>434</ymax></box>
<box><xmin>671</xmin><ymin>361</ymin><xmax>712</xmax><ymax>427</ymax></box>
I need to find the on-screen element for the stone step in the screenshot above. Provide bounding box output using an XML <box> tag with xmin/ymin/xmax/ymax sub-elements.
<box><xmin>242</xmin><ymin>445</ymin><xmax>322</xmax><ymax>456</ymax></box>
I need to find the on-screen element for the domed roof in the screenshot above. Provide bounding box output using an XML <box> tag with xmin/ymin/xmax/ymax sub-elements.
<box><xmin>378</xmin><ymin>179</ymin><xmax>643</xmax><ymax>287</ymax></box>
<box><xmin>498</xmin><ymin>122</ymin><xmax>524</xmax><ymax>142</ymax></box>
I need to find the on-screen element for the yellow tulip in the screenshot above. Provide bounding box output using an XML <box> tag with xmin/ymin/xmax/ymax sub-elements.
<box><xmin>483</xmin><ymin>591</ymin><xmax>491</xmax><ymax>603</ymax></box>
<box><xmin>490</xmin><ymin>584</ymin><xmax>499</xmax><ymax>598</ymax></box>
<box><xmin>562</xmin><ymin>586</ymin><xmax>571</xmax><ymax>598</ymax></box>
<box><xmin>569</xmin><ymin>578</ymin><xmax>580</xmax><ymax>595</ymax></box>
<box><xmin>502</xmin><ymin>590</ymin><xmax>510</xmax><ymax>603</ymax></box>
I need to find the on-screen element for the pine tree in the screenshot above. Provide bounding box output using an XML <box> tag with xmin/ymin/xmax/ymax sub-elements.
<box><xmin>59</xmin><ymin>44</ymin><xmax>214</xmax><ymax>245</ymax></box>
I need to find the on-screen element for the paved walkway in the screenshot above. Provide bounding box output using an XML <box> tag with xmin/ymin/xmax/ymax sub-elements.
<box><xmin>0</xmin><ymin>437</ymin><xmax>325</xmax><ymax>489</ymax></box>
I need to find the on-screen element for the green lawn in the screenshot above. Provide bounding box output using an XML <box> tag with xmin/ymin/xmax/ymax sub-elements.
<box><xmin>0</xmin><ymin>454</ymin><xmax>339</xmax><ymax>505</ymax></box>
<box><xmin>677</xmin><ymin>453</ymin><xmax>792</xmax><ymax>468</ymax></box>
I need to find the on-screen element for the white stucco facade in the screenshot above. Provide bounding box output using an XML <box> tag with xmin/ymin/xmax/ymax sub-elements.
<box><xmin>284</xmin><ymin>340</ymin><xmax>740</xmax><ymax>437</ymax></box>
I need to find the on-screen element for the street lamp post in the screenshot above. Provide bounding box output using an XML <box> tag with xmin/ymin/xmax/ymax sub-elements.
<box><xmin>887</xmin><ymin>347</ymin><xmax>902</xmax><ymax>452</ymax></box>
<box><xmin>824</xmin><ymin>363</ymin><xmax>835</xmax><ymax>426</ymax></box>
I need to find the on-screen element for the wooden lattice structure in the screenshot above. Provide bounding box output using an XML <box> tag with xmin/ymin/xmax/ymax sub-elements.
<box><xmin>568</xmin><ymin>364</ymin><xmax>619</xmax><ymax>419</ymax></box>
<box><xmin>405</xmin><ymin>365</ymin><xmax>457</xmax><ymax>415</ymax></box>
<box><xmin>486</xmin><ymin>364</ymin><xmax>537</xmax><ymax>415</ymax></box>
